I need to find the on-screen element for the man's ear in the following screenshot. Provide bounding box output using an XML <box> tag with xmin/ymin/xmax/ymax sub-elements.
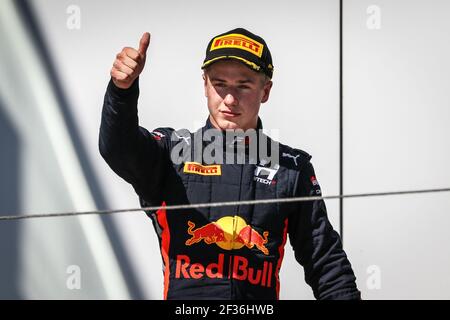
<box><xmin>203</xmin><ymin>73</ymin><xmax>208</xmax><ymax>98</ymax></box>
<box><xmin>261</xmin><ymin>80</ymin><xmax>273</xmax><ymax>103</ymax></box>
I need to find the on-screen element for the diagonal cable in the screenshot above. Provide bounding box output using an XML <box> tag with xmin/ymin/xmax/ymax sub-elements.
<box><xmin>0</xmin><ymin>187</ymin><xmax>449</xmax><ymax>222</ymax></box>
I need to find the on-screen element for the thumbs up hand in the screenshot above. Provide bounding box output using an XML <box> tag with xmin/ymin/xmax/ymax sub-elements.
<box><xmin>111</xmin><ymin>32</ymin><xmax>151</xmax><ymax>89</ymax></box>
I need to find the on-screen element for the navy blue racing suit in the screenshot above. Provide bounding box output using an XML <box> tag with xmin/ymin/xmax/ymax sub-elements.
<box><xmin>99</xmin><ymin>78</ymin><xmax>361</xmax><ymax>300</ymax></box>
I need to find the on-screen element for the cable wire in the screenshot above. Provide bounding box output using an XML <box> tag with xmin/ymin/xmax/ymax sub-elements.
<box><xmin>1</xmin><ymin>187</ymin><xmax>449</xmax><ymax>222</ymax></box>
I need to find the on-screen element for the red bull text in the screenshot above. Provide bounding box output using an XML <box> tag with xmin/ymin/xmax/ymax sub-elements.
<box><xmin>175</xmin><ymin>254</ymin><xmax>273</xmax><ymax>287</ymax></box>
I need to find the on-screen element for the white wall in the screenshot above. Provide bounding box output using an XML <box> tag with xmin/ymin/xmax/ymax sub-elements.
<box><xmin>344</xmin><ymin>0</ymin><xmax>450</xmax><ymax>299</ymax></box>
<box><xmin>0</xmin><ymin>0</ymin><xmax>129</xmax><ymax>299</ymax></box>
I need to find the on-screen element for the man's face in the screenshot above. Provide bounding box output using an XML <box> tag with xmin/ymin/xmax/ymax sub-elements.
<box><xmin>203</xmin><ymin>60</ymin><xmax>273</xmax><ymax>131</ymax></box>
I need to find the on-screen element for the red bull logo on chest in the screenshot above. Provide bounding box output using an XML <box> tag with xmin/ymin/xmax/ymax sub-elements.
<box><xmin>185</xmin><ymin>216</ymin><xmax>269</xmax><ymax>255</ymax></box>
<box><xmin>181</xmin><ymin>216</ymin><xmax>273</xmax><ymax>287</ymax></box>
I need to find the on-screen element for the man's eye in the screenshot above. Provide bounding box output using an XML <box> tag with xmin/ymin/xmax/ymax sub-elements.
<box><xmin>238</xmin><ymin>85</ymin><xmax>251</xmax><ymax>90</ymax></box>
<box><xmin>214</xmin><ymin>83</ymin><xmax>226</xmax><ymax>87</ymax></box>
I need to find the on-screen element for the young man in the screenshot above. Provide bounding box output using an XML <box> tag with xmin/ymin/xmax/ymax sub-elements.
<box><xmin>100</xmin><ymin>28</ymin><xmax>361</xmax><ymax>300</ymax></box>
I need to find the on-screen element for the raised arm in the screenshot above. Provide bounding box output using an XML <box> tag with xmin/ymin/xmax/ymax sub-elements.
<box><xmin>99</xmin><ymin>33</ymin><xmax>171</xmax><ymax>205</ymax></box>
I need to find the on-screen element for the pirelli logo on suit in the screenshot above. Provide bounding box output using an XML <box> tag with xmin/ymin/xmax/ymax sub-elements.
<box><xmin>183</xmin><ymin>162</ymin><xmax>222</xmax><ymax>176</ymax></box>
<box><xmin>210</xmin><ymin>33</ymin><xmax>264</xmax><ymax>58</ymax></box>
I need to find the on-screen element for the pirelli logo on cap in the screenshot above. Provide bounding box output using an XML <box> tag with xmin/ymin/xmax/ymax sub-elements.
<box><xmin>210</xmin><ymin>33</ymin><xmax>264</xmax><ymax>58</ymax></box>
<box><xmin>184</xmin><ymin>162</ymin><xmax>222</xmax><ymax>176</ymax></box>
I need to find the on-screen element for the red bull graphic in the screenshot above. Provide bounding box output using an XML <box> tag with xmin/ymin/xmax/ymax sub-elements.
<box><xmin>185</xmin><ymin>221</ymin><xmax>226</xmax><ymax>245</ymax></box>
<box><xmin>235</xmin><ymin>225</ymin><xmax>269</xmax><ymax>255</ymax></box>
<box><xmin>185</xmin><ymin>216</ymin><xmax>269</xmax><ymax>255</ymax></box>
<box><xmin>175</xmin><ymin>254</ymin><xmax>273</xmax><ymax>288</ymax></box>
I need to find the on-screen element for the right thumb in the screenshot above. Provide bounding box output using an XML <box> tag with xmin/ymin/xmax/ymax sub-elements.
<box><xmin>138</xmin><ymin>32</ymin><xmax>151</xmax><ymax>56</ymax></box>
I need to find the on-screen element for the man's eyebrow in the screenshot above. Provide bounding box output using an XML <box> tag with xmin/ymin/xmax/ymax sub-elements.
<box><xmin>209</xmin><ymin>77</ymin><xmax>255</xmax><ymax>84</ymax></box>
<box><xmin>237</xmin><ymin>79</ymin><xmax>255</xmax><ymax>84</ymax></box>
<box><xmin>209</xmin><ymin>77</ymin><xmax>226</xmax><ymax>82</ymax></box>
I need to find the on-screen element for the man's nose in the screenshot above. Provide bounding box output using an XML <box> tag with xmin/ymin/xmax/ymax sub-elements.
<box><xmin>224</xmin><ymin>93</ymin><xmax>238</xmax><ymax>107</ymax></box>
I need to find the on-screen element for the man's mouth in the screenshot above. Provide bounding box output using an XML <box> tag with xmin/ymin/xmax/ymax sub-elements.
<box><xmin>221</xmin><ymin>110</ymin><xmax>241</xmax><ymax>117</ymax></box>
